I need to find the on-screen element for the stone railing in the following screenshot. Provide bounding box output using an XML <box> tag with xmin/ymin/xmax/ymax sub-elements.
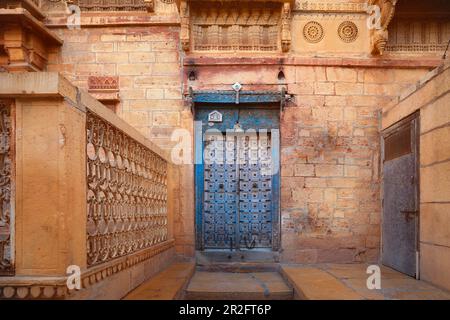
<box><xmin>86</xmin><ymin>110</ymin><xmax>168</xmax><ymax>267</ymax></box>
<box><xmin>0</xmin><ymin>73</ymin><xmax>175</xmax><ymax>299</ymax></box>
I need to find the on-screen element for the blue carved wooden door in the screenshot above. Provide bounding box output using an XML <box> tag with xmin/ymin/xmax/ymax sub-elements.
<box><xmin>195</xmin><ymin>106</ymin><xmax>280</xmax><ymax>250</ymax></box>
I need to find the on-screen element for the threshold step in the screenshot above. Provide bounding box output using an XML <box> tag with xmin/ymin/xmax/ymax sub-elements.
<box><xmin>185</xmin><ymin>271</ymin><xmax>293</xmax><ymax>300</ymax></box>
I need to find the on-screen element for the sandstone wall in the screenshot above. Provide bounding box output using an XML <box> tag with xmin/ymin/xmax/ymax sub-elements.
<box><xmin>182</xmin><ymin>58</ymin><xmax>432</xmax><ymax>263</ymax></box>
<box><xmin>46</xmin><ymin>8</ymin><xmax>436</xmax><ymax>264</ymax></box>
<box><xmin>382</xmin><ymin>62</ymin><xmax>450</xmax><ymax>290</ymax></box>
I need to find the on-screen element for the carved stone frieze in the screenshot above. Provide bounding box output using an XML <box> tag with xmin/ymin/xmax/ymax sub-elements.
<box><xmin>386</xmin><ymin>18</ymin><xmax>450</xmax><ymax>54</ymax></box>
<box><xmin>71</xmin><ymin>0</ymin><xmax>155</xmax><ymax>12</ymax></box>
<box><xmin>86</xmin><ymin>111</ymin><xmax>168</xmax><ymax>267</ymax></box>
<box><xmin>0</xmin><ymin>100</ymin><xmax>13</xmax><ymax>276</ymax></box>
<box><xmin>294</xmin><ymin>1</ymin><xmax>367</xmax><ymax>13</ymax></box>
<box><xmin>0</xmin><ymin>240</ymin><xmax>174</xmax><ymax>299</ymax></box>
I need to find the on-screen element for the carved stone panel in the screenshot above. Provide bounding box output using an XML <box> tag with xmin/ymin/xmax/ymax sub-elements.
<box><xmin>0</xmin><ymin>100</ymin><xmax>13</xmax><ymax>276</ymax></box>
<box><xmin>86</xmin><ymin>111</ymin><xmax>168</xmax><ymax>267</ymax></box>
<box><xmin>386</xmin><ymin>19</ymin><xmax>450</xmax><ymax>54</ymax></box>
<box><xmin>190</xmin><ymin>1</ymin><xmax>283</xmax><ymax>52</ymax></box>
<box><xmin>72</xmin><ymin>0</ymin><xmax>155</xmax><ymax>12</ymax></box>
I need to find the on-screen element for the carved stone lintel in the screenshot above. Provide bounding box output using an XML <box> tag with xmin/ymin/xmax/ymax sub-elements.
<box><xmin>281</xmin><ymin>2</ymin><xmax>292</xmax><ymax>52</ymax></box>
<box><xmin>369</xmin><ymin>0</ymin><xmax>398</xmax><ymax>55</ymax></box>
<box><xmin>180</xmin><ymin>0</ymin><xmax>190</xmax><ymax>51</ymax></box>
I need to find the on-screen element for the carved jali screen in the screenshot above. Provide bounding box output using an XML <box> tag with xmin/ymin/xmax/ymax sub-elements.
<box><xmin>86</xmin><ymin>111</ymin><xmax>168</xmax><ymax>266</ymax></box>
<box><xmin>191</xmin><ymin>2</ymin><xmax>281</xmax><ymax>51</ymax></box>
<box><xmin>0</xmin><ymin>101</ymin><xmax>13</xmax><ymax>276</ymax></box>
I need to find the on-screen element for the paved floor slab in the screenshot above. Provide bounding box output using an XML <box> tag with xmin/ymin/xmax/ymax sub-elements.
<box><xmin>185</xmin><ymin>271</ymin><xmax>293</xmax><ymax>300</ymax></box>
<box><xmin>123</xmin><ymin>262</ymin><xmax>195</xmax><ymax>300</ymax></box>
<box><xmin>281</xmin><ymin>264</ymin><xmax>450</xmax><ymax>300</ymax></box>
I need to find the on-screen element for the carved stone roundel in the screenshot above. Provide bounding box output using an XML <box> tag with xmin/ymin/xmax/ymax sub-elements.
<box><xmin>338</xmin><ymin>21</ymin><xmax>358</xmax><ymax>43</ymax></box>
<box><xmin>303</xmin><ymin>21</ymin><xmax>324</xmax><ymax>43</ymax></box>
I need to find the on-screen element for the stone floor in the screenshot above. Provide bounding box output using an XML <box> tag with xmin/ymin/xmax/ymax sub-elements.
<box><xmin>281</xmin><ymin>263</ymin><xmax>450</xmax><ymax>300</ymax></box>
<box><xmin>185</xmin><ymin>271</ymin><xmax>293</xmax><ymax>300</ymax></box>
<box><xmin>124</xmin><ymin>262</ymin><xmax>195</xmax><ymax>300</ymax></box>
<box><xmin>123</xmin><ymin>262</ymin><xmax>450</xmax><ymax>300</ymax></box>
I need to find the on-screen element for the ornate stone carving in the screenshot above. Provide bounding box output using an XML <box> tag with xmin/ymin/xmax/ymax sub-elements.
<box><xmin>0</xmin><ymin>240</ymin><xmax>174</xmax><ymax>299</ymax></box>
<box><xmin>87</xmin><ymin>76</ymin><xmax>120</xmax><ymax>110</ymax></box>
<box><xmin>190</xmin><ymin>1</ymin><xmax>281</xmax><ymax>52</ymax></box>
<box><xmin>180</xmin><ymin>0</ymin><xmax>190</xmax><ymax>51</ymax></box>
<box><xmin>386</xmin><ymin>19</ymin><xmax>450</xmax><ymax>53</ymax></box>
<box><xmin>295</xmin><ymin>1</ymin><xmax>367</xmax><ymax>12</ymax></box>
<box><xmin>88</xmin><ymin>76</ymin><xmax>119</xmax><ymax>90</ymax></box>
<box><xmin>0</xmin><ymin>100</ymin><xmax>13</xmax><ymax>276</ymax></box>
<box><xmin>368</xmin><ymin>0</ymin><xmax>398</xmax><ymax>55</ymax></box>
<box><xmin>303</xmin><ymin>21</ymin><xmax>324</xmax><ymax>43</ymax></box>
<box><xmin>86</xmin><ymin>111</ymin><xmax>168</xmax><ymax>267</ymax></box>
<box><xmin>338</xmin><ymin>21</ymin><xmax>358</xmax><ymax>43</ymax></box>
<box><xmin>281</xmin><ymin>2</ymin><xmax>292</xmax><ymax>52</ymax></box>
<box><xmin>72</xmin><ymin>0</ymin><xmax>155</xmax><ymax>12</ymax></box>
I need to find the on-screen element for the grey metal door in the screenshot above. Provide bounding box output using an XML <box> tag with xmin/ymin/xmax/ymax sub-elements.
<box><xmin>382</xmin><ymin>114</ymin><xmax>419</xmax><ymax>277</ymax></box>
<box><xmin>203</xmin><ymin>132</ymin><xmax>273</xmax><ymax>249</ymax></box>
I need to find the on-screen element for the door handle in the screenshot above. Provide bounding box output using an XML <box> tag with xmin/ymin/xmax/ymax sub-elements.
<box><xmin>400</xmin><ymin>210</ymin><xmax>418</xmax><ymax>222</ymax></box>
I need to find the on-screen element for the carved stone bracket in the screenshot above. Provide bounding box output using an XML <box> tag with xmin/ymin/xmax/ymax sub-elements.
<box><xmin>368</xmin><ymin>0</ymin><xmax>398</xmax><ymax>55</ymax></box>
<box><xmin>281</xmin><ymin>2</ymin><xmax>291</xmax><ymax>52</ymax></box>
<box><xmin>180</xmin><ymin>0</ymin><xmax>190</xmax><ymax>51</ymax></box>
<box><xmin>0</xmin><ymin>8</ymin><xmax>63</xmax><ymax>71</ymax></box>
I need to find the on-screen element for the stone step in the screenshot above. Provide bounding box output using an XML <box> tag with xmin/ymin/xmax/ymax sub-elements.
<box><xmin>123</xmin><ymin>262</ymin><xmax>195</xmax><ymax>300</ymax></box>
<box><xmin>184</xmin><ymin>271</ymin><xmax>293</xmax><ymax>300</ymax></box>
<box><xmin>196</xmin><ymin>249</ymin><xmax>280</xmax><ymax>264</ymax></box>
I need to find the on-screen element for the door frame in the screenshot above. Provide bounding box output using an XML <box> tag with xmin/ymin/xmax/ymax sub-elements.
<box><xmin>194</xmin><ymin>105</ymin><xmax>281</xmax><ymax>251</ymax></box>
<box><xmin>380</xmin><ymin>111</ymin><xmax>420</xmax><ymax>278</ymax></box>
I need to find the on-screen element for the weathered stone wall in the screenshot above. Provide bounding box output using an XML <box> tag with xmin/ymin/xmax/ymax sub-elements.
<box><xmin>186</xmin><ymin>59</ymin><xmax>431</xmax><ymax>263</ymax></box>
<box><xmin>383</xmin><ymin>62</ymin><xmax>450</xmax><ymax>290</ymax></box>
<box><xmin>44</xmin><ymin>4</ymin><xmax>439</xmax><ymax>264</ymax></box>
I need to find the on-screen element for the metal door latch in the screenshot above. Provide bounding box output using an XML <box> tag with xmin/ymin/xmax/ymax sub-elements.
<box><xmin>232</xmin><ymin>82</ymin><xmax>242</xmax><ymax>104</ymax></box>
<box><xmin>400</xmin><ymin>210</ymin><xmax>418</xmax><ymax>222</ymax></box>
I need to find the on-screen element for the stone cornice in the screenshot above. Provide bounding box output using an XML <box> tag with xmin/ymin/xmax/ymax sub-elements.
<box><xmin>184</xmin><ymin>56</ymin><xmax>443</xmax><ymax>69</ymax></box>
<box><xmin>45</xmin><ymin>12</ymin><xmax>180</xmax><ymax>28</ymax></box>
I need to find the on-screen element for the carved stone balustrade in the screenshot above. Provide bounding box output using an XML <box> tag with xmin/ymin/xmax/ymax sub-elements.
<box><xmin>0</xmin><ymin>72</ymin><xmax>176</xmax><ymax>299</ymax></box>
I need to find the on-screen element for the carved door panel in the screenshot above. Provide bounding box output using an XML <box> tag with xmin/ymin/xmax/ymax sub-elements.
<box><xmin>202</xmin><ymin>132</ymin><xmax>273</xmax><ymax>249</ymax></box>
<box><xmin>382</xmin><ymin>114</ymin><xmax>419</xmax><ymax>277</ymax></box>
<box><xmin>203</xmin><ymin>133</ymin><xmax>238</xmax><ymax>249</ymax></box>
<box><xmin>237</xmin><ymin>133</ymin><xmax>273</xmax><ymax>249</ymax></box>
